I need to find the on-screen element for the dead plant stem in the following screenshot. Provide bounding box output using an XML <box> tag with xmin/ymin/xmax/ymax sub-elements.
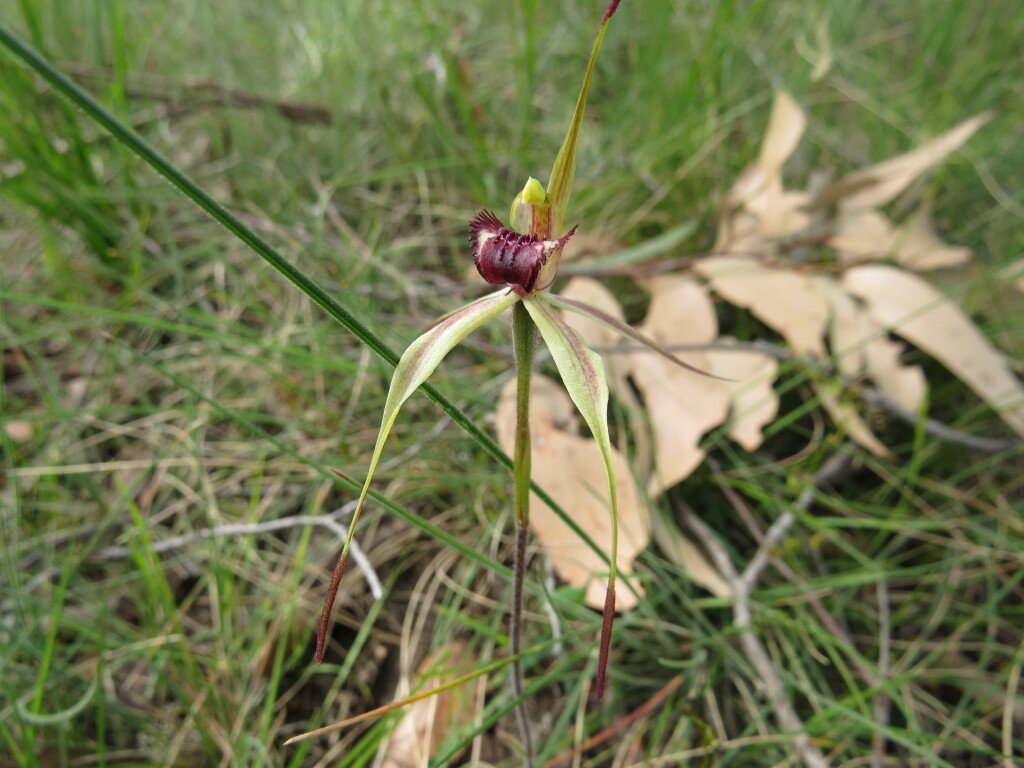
<box><xmin>683</xmin><ymin>452</ymin><xmax>852</xmax><ymax>768</ymax></box>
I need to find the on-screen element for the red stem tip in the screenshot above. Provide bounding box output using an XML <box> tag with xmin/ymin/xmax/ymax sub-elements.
<box><xmin>603</xmin><ymin>0</ymin><xmax>622</xmax><ymax>23</ymax></box>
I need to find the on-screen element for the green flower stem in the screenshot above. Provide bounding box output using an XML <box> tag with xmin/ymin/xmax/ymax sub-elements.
<box><xmin>510</xmin><ymin>299</ymin><xmax>536</xmax><ymax>766</ymax></box>
<box><xmin>512</xmin><ymin>301</ymin><xmax>536</xmax><ymax>529</ymax></box>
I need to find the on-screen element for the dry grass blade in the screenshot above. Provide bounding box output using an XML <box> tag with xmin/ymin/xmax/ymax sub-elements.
<box><xmin>379</xmin><ymin>640</ymin><xmax>477</xmax><ymax>768</ymax></box>
<box><xmin>543</xmin><ymin>675</ymin><xmax>685</xmax><ymax>767</ymax></box>
<box><xmin>284</xmin><ymin>652</ymin><xmax>514</xmax><ymax>746</ymax></box>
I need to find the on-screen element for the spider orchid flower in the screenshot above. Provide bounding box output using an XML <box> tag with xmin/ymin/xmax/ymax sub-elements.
<box><xmin>315</xmin><ymin>0</ymin><xmax>705</xmax><ymax>703</ymax></box>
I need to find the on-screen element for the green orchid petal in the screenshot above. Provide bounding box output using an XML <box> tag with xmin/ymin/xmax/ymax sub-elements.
<box><xmin>522</xmin><ymin>293</ymin><xmax>618</xmax><ymax>700</ymax></box>
<box><xmin>545</xmin><ymin>0</ymin><xmax>622</xmax><ymax>229</ymax></box>
<box><xmin>546</xmin><ymin>293</ymin><xmax>718</xmax><ymax>378</ymax></box>
<box><xmin>317</xmin><ymin>288</ymin><xmax>519</xmax><ymax>660</ymax></box>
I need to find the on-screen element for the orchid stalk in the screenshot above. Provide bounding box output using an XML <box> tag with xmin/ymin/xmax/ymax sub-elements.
<box><xmin>315</xmin><ymin>0</ymin><xmax>705</xmax><ymax>752</ymax></box>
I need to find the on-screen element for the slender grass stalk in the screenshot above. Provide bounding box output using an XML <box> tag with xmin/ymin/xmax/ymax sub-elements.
<box><xmin>284</xmin><ymin>643</ymin><xmax>548</xmax><ymax>746</ymax></box>
<box><xmin>510</xmin><ymin>299</ymin><xmax>536</xmax><ymax>766</ymax></box>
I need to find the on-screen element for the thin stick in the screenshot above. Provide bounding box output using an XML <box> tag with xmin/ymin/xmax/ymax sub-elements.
<box><xmin>93</xmin><ymin>501</ymin><xmax>382</xmax><ymax>598</ymax></box>
<box><xmin>712</xmin><ymin>458</ymin><xmax>885</xmax><ymax>694</ymax></box>
<box><xmin>682</xmin><ymin>453</ymin><xmax>853</xmax><ymax>768</ymax></box>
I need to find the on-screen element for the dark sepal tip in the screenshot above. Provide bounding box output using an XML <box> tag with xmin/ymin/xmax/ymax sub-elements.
<box><xmin>316</xmin><ymin>542</ymin><xmax>351</xmax><ymax>664</ymax></box>
<box><xmin>316</xmin><ymin>468</ymin><xmax>358</xmax><ymax>662</ymax></box>
<box><xmin>596</xmin><ymin>583</ymin><xmax>616</xmax><ymax>701</ymax></box>
<box><xmin>603</xmin><ymin>0</ymin><xmax>622</xmax><ymax>23</ymax></box>
<box><xmin>315</xmin><ymin>597</ymin><xmax>332</xmax><ymax>663</ymax></box>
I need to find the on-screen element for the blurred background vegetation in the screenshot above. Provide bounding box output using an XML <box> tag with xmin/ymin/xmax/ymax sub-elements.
<box><xmin>1</xmin><ymin>1</ymin><xmax>1021</xmax><ymax>766</ymax></box>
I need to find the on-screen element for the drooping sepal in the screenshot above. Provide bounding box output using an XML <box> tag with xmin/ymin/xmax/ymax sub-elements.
<box><xmin>521</xmin><ymin>292</ymin><xmax>619</xmax><ymax>700</ymax></box>
<box><xmin>316</xmin><ymin>288</ymin><xmax>519</xmax><ymax>662</ymax></box>
<box><xmin>470</xmin><ymin>210</ymin><xmax>577</xmax><ymax>294</ymax></box>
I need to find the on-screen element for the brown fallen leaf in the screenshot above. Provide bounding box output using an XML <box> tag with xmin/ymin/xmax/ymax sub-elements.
<box><xmin>824</xmin><ymin>278</ymin><xmax>869</xmax><ymax>377</ymax></box>
<box><xmin>758</xmin><ymin>90</ymin><xmax>806</xmax><ymax>173</ymax></box>
<box><xmin>705</xmin><ymin>339</ymin><xmax>779</xmax><ymax>451</ymax></box>
<box><xmin>4</xmin><ymin>420</ymin><xmax>33</xmax><ymax>442</ymax></box>
<box><xmin>892</xmin><ymin>204</ymin><xmax>971</xmax><ymax>271</ymax></box>
<box><xmin>925</xmin><ymin>259</ymin><xmax>1024</xmax><ymax>359</ymax></box>
<box><xmin>632</xmin><ymin>353</ymin><xmax>730</xmax><ymax>495</ymax></box>
<box><xmin>701</xmin><ymin>97</ymin><xmax>996</xmax><ymax>458</ymax></box>
<box><xmin>725</xmin><ymin>91</ymin><xmax>806</xmax><ymax>209</ymax></box>
<box><xmin>634</xmin><ymin>276</ymin><xmax>730</xmax><ymax>495</ymax></box>
<box><xmin>639</xmin><ymin>275</ymin><xmax>718</xmax><ymax>345</ymax></box>
<box><xmin>820</xmin><ymin>113</ymin><xmax>991</xmax><ymax>212</ymax></box>
<box><xmin>843</xmin><ymin>265</ymin><xmax>1024</xmax><ymax>439</ymax></box>
<box><xmin>714</xmin><ymin>207</ymin><xmax>770</xmax><ymax>257</ymax></box>
<box><xmin>696</xmin><ymin>258</ymin><xmax>891</xmax><ymax>455</ymax></box>
<box><xmin>751</xmin><ymin>188</ymin><xmax>813</xmax><ymax>240</ymax></box>
<box><xmin>555</xmin><ymin>277</ymin><xmax>738</xmax><ymax>591</ymax></box>
<box><xmin>815</xmin><ymin>380</ymin><xmax>893</xmax><ymax>458</ymax></box>
<box><xmin>718</xmin><ymin>92</ymin><xmax>811</xmax><ymax>249</ymax></box>
<box><xmin>379</xmin><ymin>640</ymin><xmax>476</xmax><ymax>768</ymax></box>
<box><xmin>694</xmin><ymin>256</ymin><xmax>829</xmax><ymax>356</ymax></box>
<box><xmin>831</xmin><ymin>204</ymin><xmax>971</xmax><ymax>271</ymax></box>
<box><xmin>830</xmin><ymin>209</ymin><xmax>899</xmax><ymax>264</ymax></box>
<box><xmin>496</xmin><ymin>376</ymin><xmax>649</xmax><ymax>610</ymax></box>
<box><xmin>864</xmin><ymin>335</ymin><xmax>927</xmax><ymax>414</ymax></box>
<box><xmin>821</xmin><ymin>277</ymin><xmax>926</xmax><ymax>413</ymax></box>
<box><xmin>806</xmin><ymin>278</ymin><xmax>891</xmax><ymax>457</ymax></box>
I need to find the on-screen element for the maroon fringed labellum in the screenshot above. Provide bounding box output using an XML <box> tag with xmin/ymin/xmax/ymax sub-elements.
<box><xmin>470</xmin><ymin>210</ymin><xmax>577</xmax><ymax>295</ymax></box>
